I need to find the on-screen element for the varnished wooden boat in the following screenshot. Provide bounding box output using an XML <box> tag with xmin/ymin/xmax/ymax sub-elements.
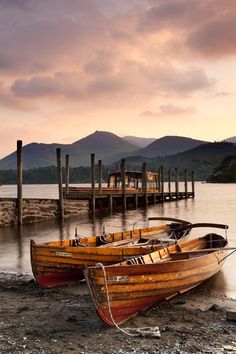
<box><xmin>85</xmin><ymin>223</ymin><xmax>231</xmax><ymax>326</ymax></box>
<box><xmin>30</xmin><ymin>217</ymin><xmax>191</xmax><ymax>288</ymax></box>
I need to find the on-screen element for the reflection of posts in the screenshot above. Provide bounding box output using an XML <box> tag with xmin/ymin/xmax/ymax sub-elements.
<box><xmin>17</xmin><ymin>140</ymin><xmax>23</xmax><ymax>225</ymax></box>
<box><xmin>191</xmin><ymin>171</ymin><xmax>195</xmax><ymax>197</ymax></box>
<box><xmin>175</xmin><ymin>168</ymin><xmax>179</xmax><ymax>200</ymax></box>
<box><xmin>184</xmin><ymin>169</ymin><xmax>188</xmax><ymax>196</ymax></box>
<box><xmin>17</xmin><ymin>225</ymin><xmax>23</xmax><ymax>273</ymax></box>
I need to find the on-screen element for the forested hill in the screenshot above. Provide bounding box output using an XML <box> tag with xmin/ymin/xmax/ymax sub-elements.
<box><xmin>207</xmin><ymin>155</ymin><xmax>236</xmax><ymax>183</ymax></box>
<box><xmin>1</xmin><ymin>142</ymin><xmax>236</xmax><ymax>184</ymax></box>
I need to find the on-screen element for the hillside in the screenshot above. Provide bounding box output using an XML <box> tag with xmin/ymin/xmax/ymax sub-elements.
<box><xmin>222</xmin><ymin>136</ymin><xmax>236</xmax><ymax>143</ymax></box>
<box><xmin>0</xmin><ymin>131</ymin><xmax>138</xmax><ymax>169</ymax></box>
<box><xmin>123</xmin><ymin>136</ymin><xmax>156</xmax><ymax>148</ymax></box>
<box><xmin>103</xmin><ymin>135</ymin><xmax>208</xmax><ymax>164</ymax></box>
<box><xmin>136</xmin><ymin>136</ymin><xmax>208</xmax><ymax>158</ymax></box>
<box><xmin>207</xmin><ymin>155</ymin><xmax>236</xmax><ymax>183</ymax></box>
<box><xmin>119</xmin><ymin>142</ymin><xmax>236</xmax><ymax>180</ymax></box>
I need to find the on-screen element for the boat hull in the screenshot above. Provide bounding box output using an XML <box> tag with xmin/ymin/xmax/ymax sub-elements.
<box><xmin>31</xmin><ymin>221</ymin><xmax>185</xmax><ymax>288</ymax></box>
<box><xmin>85</xmin><ymin>236</ymin><xmax>228</xmax><ymax>326</ymax></box>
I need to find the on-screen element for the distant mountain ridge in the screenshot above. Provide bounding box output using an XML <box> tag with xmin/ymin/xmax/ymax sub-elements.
<box><xmin>222</xmin><ymin>136</ymin><xmax>236</xmax><ymax>143</ymax></box>
<box><xmin>123</xmin><ymin>136</ymin><xmax>156</xmax><ymax>148</ymax></box>
<box><xmin>0</xmin><ymin>131</ymin><xmax>138</xmax><ymax>169</ymax></box>
<box><xmin>133</xmin><ymin>136</ymin><xmax>208</xmax><ymax>158</ymax></box>
<box><xmin>0</xmin><ymin>131</ymin><xmax>233</xmax><ymax>171</ymax></box>
<box><xmin>207</xmin><ymin>155</ymin><xmax>236</xmax><ymax>183</ymax></box>
<box><xmin>118</xmin><ymin>142</ymin><xmax>236</xmax><ymax>180</ymax></box>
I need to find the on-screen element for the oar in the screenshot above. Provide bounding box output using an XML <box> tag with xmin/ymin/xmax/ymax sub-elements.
<box><xmin>147</xmin><ymin>216</ymin><xmax>191</xmax><ymax>225</ymax></box>
<box><xmin>172</xmin><ymin>222</ymin><xmax>229</xmax><ymax>234</ymax></box>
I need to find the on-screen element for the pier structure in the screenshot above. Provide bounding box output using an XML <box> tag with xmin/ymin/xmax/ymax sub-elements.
<box><xmin>61</xmin><ymin>152</ymin><xmax>195</xmax><ymax>214</ymax></box>
<box><xmin>0</xmin><ymin>142</ymin><xmax>195</xmax><ymax>226</ymax></box>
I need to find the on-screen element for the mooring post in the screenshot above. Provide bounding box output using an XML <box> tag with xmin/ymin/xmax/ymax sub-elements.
<box><xmin>65</xmin><ymin>154</ymin><xmax>70</xmax><ymax>197</ymax></box>
<box><xmin>191</xmin><ymin>171</ymin><xmax>195</xmax><ymax>198</ymax></box>
<box><xmin>158</xmin><ymin>167</ymin><xmax>161</xmax><ymax>191</ymax></box>
<box><xmin>121</xmin><ymin>158</ymin><xmax>126</xmax><ymax>210</ymax></box>
<box><xmin>142</xmin><ymin>162</ymin><xmax>148</xmax><ymax>205</ymax></box>
<box><xmin>160</xmin><ymin>165</ymin><xmax>164</xmax><ymax>202</ymax></box>
<box><xmin>98</xmin><ymin>159</ymin><xmax>103</xmax><ymax>194</ymax></box>
<box><xmin>91</xmin><ymin>153</ymin><xmax>96</xmax><ymax>213</ymax></box>
<box><xmin>175</xmin><ymin>168</ymin><xmax>179</xmax><ymax>200</ymax></box>
<box><xmin>184</xmin><ymin>169</ymin><xmax>188</xmax><ymax>197</ymax></box>
<box><xmin>17</xmin><ymin>140</ymin><xmax>23</xmax><ymax>225</ymax></box>
<box><xmin>168</xmin><ymin>169</ymin><xmax>172</xmax><ymax>201</ymax></box>
<box><xmin>56</xmin><ymin>148</ymin><xmax>64</xmax><ymax>219</ymax></box>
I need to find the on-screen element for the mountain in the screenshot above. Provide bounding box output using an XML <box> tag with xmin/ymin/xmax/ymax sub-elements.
<box><xmin>119</xmin><ymin>142</ymin><xmax>236</xmax><ymax>180</ymax></box>
<box><xmin>222</xmin><ymin>136</ymin><xmax>236</xmax><ymax>143</ymax></box>
<box><xmin>123</xmin><ymin>136</ymin><xmax>156</xmax><ymax>148</ymax></box>
<box><xmin>0</xmin><ymin>131</ymin><xmax>138</xmax><ymax>169</ymax></box>
<box><xmin>135</xmin><ymin>136</ymin><xmax>208</xmax><ymax>158</ymax></box>
<box><xmin>105</xmin><ymin>135</ymin><xmax>208</xmax><ymax>164</ymax></box>
<box><xmin>2</xmin><ymin>142</ymin><xmax>236</xmax><ymax>183</ymax></box>
<box><xmin>207</xmin><ymin>155</ymin><xmax>236</xmax><ymax>183</ymax></box>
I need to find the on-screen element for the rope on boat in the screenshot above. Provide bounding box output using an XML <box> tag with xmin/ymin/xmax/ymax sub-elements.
<box><xmin>218</xmin><ymin>249</ymin><xmax>236</xmax><ymax>264</ymax></box>
<box><xmin>95</xmin><ymin>263</ymin><xmax>161</xmax><ymax>338</ymax></box>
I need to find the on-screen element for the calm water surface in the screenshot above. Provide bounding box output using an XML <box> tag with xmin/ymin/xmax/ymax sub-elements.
<box><xmin>0</xmin><ymin>182</ymin><xmax>236</xmax><ymax>298</ymax></box>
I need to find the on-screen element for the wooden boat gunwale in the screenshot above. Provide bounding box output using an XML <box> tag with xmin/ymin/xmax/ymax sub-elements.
<box><xmin>85</xmin><ymin>222</ymin><xmax>232</xmax><ymax>326</ymax></box>
<box><xmin>30</xmin><ymin>216</ymin><xmax>192</xmax><ymax>288</ymax></box>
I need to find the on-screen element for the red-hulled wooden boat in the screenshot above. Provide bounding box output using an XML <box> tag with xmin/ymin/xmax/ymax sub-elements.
<box><xmin>30</xmin><ymin>217</ymin><xmax>191</xmax><ymax>288</ymax></box>
<box><xmin>85</xmin><ymin>223</ymin><xmax>232</xmax><ymax>326</ymax></box>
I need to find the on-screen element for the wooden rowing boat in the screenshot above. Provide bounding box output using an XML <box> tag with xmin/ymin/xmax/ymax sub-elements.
<box><xmin>30</xmin><ymin>217</ymin><xmax>191</xmax><ymax>288</ymax></box>
<box><xmin>85</xmin><ymin>223</ymin><xmax>231</xmax><ymax>326</ymax></box>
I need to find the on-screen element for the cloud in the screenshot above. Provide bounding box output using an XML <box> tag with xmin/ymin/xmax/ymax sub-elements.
<box><xmin>187</xmin><ymin>16</ymin><xmax>236</xmax><ymax>58</ymax></box>
<box><xmin>213</xmin><ymin>91</ymin><xmax>231</xmax><ymax>97</ymax></box>
<box><xmin>140</xmin><ymin>110</ymin><xmax>159</xmax><ymax>117</ymax></box>
<box><xmin>0</xmin><ymin>0</ymin><xmax>230</xmax><ymax>116</ymax></box>
<box><xmin>0</xmin><ymin>82</ymin><xmax>35</xmax><ymax>110</ymax></box>
<box><xmin>138</xmin><ymin>0</ymin><xmax>236</xmax><ymax>58</ymax></box>
<box><xmin>158</xmin><ymin>104</ymin><xmax>196</xmax><ymax>115</ymax></box>
<box><xmin>10</xmin><ymin>62</ymin><xmax>215</xmax><ymax>105</ymax></box>
<box><xmin>140</xmin><ymin>104</ymin><xmax>196</xmax><ymax>117</ymax></box>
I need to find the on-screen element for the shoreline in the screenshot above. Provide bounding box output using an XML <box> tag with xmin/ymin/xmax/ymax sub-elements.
<box><xmin>0</xmin><ymin>272</ymin><xmax>236</xmax><ymax>353</ymax></box>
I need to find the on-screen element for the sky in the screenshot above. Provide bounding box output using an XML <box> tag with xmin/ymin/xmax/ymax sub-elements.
<box><xmin>0</xmin><ymin>0</ymin><xmax>236</xmax><ymax>158</ymax></box>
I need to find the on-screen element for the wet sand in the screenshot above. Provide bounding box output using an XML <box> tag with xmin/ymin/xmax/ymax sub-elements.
<box><xmin>0</xmin><ymin>273</ymin><xmax>236</xmax><ymax>354</ymax></box>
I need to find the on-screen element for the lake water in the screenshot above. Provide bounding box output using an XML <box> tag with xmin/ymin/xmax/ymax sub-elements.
<box><xmin>0</xmin><ymin>182</ymin><xmax>236</xmax><ymax>298</ymax></box>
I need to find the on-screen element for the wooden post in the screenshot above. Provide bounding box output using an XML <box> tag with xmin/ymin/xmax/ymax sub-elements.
<box><xmin>158</xmin><ymin>167</ymin><xmax>161</xmax><ymax>191</ymax></box>
<box><xmin>91</xmin><ymin>153</ymin><xmax>96</xmax><ymax>213</ymax></box>
<box><xmin>98</xmin><ymin>159</ymin><xmax>102</xmax><ymax>194</ymax></box>
<box><xmin>121</xmin><ymin>158</ymin><xmax>126</xmax><ymax>210</ymax></box>
<box><xmin>17</xmin><ymin>140</ymin><xmax>23</xmax><ymax>225</ymax></box>
<box><xmin>191</xmin><ymin>171</ymin><xmax>195</xmax><ymax>197</ymax></box>
<box><xmin>142</xmin><ymin>162</ymin><xmax>148</xmax><ymax>205</ymax></box>
<box><xmin>56</xmin><ymin>148</ymin><xmax>64</xmax><ymax>219</ymax></box>
<box><xmin>168</xmin><ymin>169</ymin><xmax>172</xmax><ymax>201</ymax></box>
<box><xmin>160</xmin><ymin>165</ymin><xmax>164</xmax><ymax>202</ymax></box>
<box><xmin>175</xmin><ymin>168</ymin><xmax>179</xmax><ymax>200</ymax></box>
<box><xmin>65</xmin><ymin>154</ymin><xmax>70</xmax><ymax>197</ymax></box>
<box><xmin>184</xmin><ymin>169</ymin><xmax>188</xmax><ymax>197</ymax></box>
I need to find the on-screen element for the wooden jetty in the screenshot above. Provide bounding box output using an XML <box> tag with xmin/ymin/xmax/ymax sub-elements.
<box><xmin>60</xmin><ymin>153</ymin><xmax>195</xmax><ymax>213</ymax></box>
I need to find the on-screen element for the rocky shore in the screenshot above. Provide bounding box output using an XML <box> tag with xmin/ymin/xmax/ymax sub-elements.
<box><xmin>0</xmin><ymin>272</ymin><xmax>236</xmax><ymax>354</ymax></box>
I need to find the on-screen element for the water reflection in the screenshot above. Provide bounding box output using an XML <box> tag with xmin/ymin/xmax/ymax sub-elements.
<box><xmin>16</xmin><ymin>226</ymin><xmax>23</xmax><ymax>273</ymax></box>
<box><xmin>0</xmin><ymin>182</ymin><xmax>236</xmax><ymax>299</ymax></box>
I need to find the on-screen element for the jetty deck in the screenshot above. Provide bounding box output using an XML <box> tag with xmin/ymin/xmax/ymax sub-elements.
<box><xmin>63</xmin><ymin>186</ymin><xmax>194</xmax><ymax>210</ymax></box>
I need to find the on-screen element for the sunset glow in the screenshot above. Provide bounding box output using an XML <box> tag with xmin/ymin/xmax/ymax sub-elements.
<box><xmin>0</xmin><ymin>0</ymin><xmax>236</xmax><ymax>158</ymax></box>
